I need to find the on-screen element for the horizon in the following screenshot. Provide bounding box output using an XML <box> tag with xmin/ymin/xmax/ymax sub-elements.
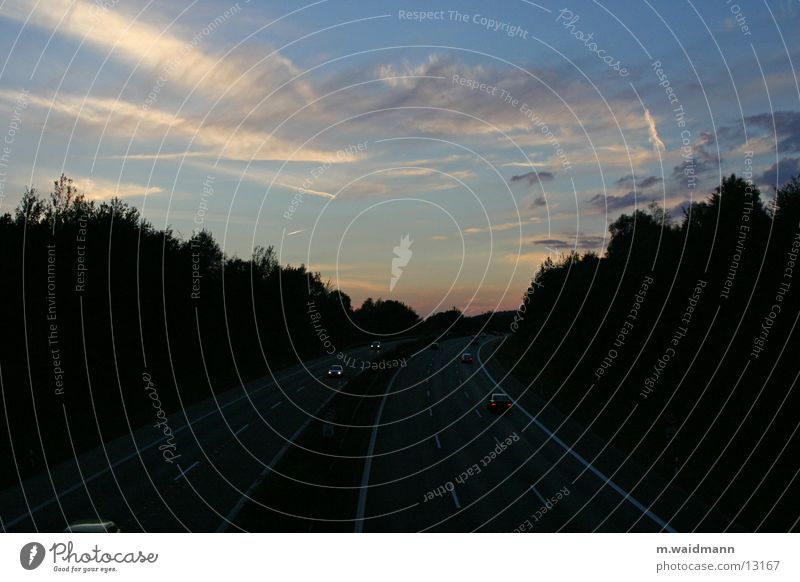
<box><xmin>3</xmin><ymin>0</ymin><xmax>800</xmax><ymax>559</ymax></box>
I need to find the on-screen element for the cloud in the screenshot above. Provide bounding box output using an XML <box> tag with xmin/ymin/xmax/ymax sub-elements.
<box><xmin>401</xmin><ymin>154</ymin><xmax>467</xmax><ymax>166</ymax></box>
<box><xmin>0</xmin><ymin>90</ymin><xmax>338</xmax><ymax>163</ymax></box>
<box><xmin>463</xmin><ymin>220</ymin><xmax>529</xmax><ymax>235</ymax></box>
<box><xmin>510</xmin><ymin>170</ymin><xmax>555</xmax><ymax>186</ymax></box>
<box><xmin>527</xmin><ymin>196</ymin><xmax>548</xmax><ymax>209</ymax></box>
<box><xmin>614</xmin><ymin>174</ymin><xmax>662</xmax><ymax>189</ymax></box>
<box><xmin>614</xmin><ymin>174</ymin><xmax>634</xmax><ymax>188</ymax></box>
<box><xmin>532</xmin><ymin>237</ymin><xmax>571</xmax><ymax>249</ymax></box>
<box><xmin>0</xmin><ymin>0</ymin><xmax>314</xmax><ymax>107</ymax></box>
<box><xmin>382</xmin><ymin>168</ymin><xmax>435</xmax><ymax>177</ymax></box>
<box><xmin>587</xmin><ymin>190</ymin><xmax>661</xmax><ymax>211</ymax></box>
<box><xmin>502</xmin><ymin>161</ymin><xmax>544</xmax><ymax>168</ymax></box>
<box><xmin>100</xmin><ymin>152</ymin><xmax>210</xmax><ymax>161</ymax></box>
<box><xmin>278</xmin><ymin>183</ymin><xmax>335</xmax><ymax>198</ymax></box>
<box><xmin>73</xmin><ymin>177</ymin><xmax>163</xmax><ymax>201</ymax></box>
<box><xmin>638</xmin><ymin>175</ymin><xmax>662</xmax><ymax>189</ymax></box>
<box><xmin>644</xmin><ymin>109</ymin><xmax>666</xmax><ymax>152</ymax></box>
<box><xmin>531</xmin><ymin>234</ymin><xmax>606</xmax><ymax>250</ymax></box>
<box><xmin>745</xmin><ymin>111</ymin><xmax>800</xmax><ymax>152</ymax></box>
<box><xmin>756</xmin><ymin>157</ymin><xmax>800</xmax><ymax>187</ymax></box>
<box><xmin>670</xmin><ymin>131</ymin><xmax>719</xmax><ymax>183</ymax></box>
<box><xmin>0</xmin><ymin>1</ymin><xmax>341</xmax><ymax>163</ymax></box>
<box><xmin>327</xmin><ymin>53</ymin><xmax>656</xmax><ymax>147</ymax></box>
<box><xmin>578</xmin><ymin>236</ymin><xmax>606</xmax><ymax>248</ymax></box>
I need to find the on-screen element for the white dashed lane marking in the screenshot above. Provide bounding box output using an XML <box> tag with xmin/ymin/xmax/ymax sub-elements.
<box><xmin>450</xmin><ymin>488</ymin><xmax>461</xmax><ymax>509</ymax></box>
<box><xmin>174</xmin><ymin>461</ymin><xmax>200</xmax><ymax>481</ymax></box>
<box><xmin>531</xmin><ymin>486</ymin><xmax>547</xmax><ymax>505</ymax></box>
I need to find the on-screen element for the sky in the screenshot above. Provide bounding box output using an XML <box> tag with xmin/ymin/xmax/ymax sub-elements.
<box><xmin>0</xmin><ymin>0</ymin><xmax>799</xmax><ymax>316</ymax></box>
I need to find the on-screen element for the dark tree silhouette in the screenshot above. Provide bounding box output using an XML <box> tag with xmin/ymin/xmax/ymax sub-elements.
<box><xmin>0</xmin><ymin>177</ymin><xmax>418</xmax><ymax>487</ymax></box>
<box><xmin>500</xmin><ymin>174</ymin><xmax>800</xmax><ymax>531</ymax></box>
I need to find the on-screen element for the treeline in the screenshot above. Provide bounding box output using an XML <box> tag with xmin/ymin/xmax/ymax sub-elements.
<box><xmin>500</xmin><ymin>174</ymin><xmax>800</xmax><ymax>531</ymax></box>
<box><xmin>0</xmin><ymin>175</ymin><xmax>418</xmax><ymax>486</ymax></box>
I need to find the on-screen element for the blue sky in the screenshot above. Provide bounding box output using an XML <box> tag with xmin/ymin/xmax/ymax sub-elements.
<box><xmin>1</xmin><ymin>0</ymin><xmax>799</xmax><ymax>315</ymax></box>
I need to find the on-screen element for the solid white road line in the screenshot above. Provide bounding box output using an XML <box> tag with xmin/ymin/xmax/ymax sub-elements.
<box><xmin>174</xmin><ymin>461</ymin><xmax>200</xmax><ymax>481</ymax></box>
<box><xmin>476</xmin><ymin>340</ymin><xmax>677</xmax><ymax>533</ymax></box>
<box><xmin>355</xmin><ymin>366</ymin><xmax>404</xmax><ymax>533</ymax></box>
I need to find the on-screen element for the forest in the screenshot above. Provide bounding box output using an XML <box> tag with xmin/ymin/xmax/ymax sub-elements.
<box><xmin>499</xmin><ymin>174</ymin><xmax>800</xmax><ymax>530</ymax></box>
<box><xmin>0</xmin><ymin>175</ymin><xmax>420</xmax><ymax>486</ymax></box>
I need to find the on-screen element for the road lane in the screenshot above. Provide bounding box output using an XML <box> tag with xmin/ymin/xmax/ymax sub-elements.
<box><xmin>1</xmin><ymin>341</ymin><xmax>406</xmax><ymax>532</ymax></box>
<box><xmin>356</xmin><ymin>335</ymin><xmax>710</xmax><ymax>532</ymax></box>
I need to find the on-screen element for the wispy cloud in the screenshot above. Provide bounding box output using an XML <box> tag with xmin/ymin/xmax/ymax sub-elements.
<box><xmin>73</xmin><ymin>176</ymin><xmax>163</xmax><ymax>201</ymax></box>
<box><xmin>0</xmin><ymin>90</ymin><xmax>337</xmax><ymax>163</ymax></box>
<box><xmin>0</xmin><ymin>0</ymin><xmax>314</xmax><ymax>106</ymax></box>
<box><xmin>510</xmin><ymin>170</ymin><xmax>555</xmax><ymax>186</ymax></box>
<box><xmin>463</xmin><ymin>219</ymin><xmax>534</xmax><ymax>235</ymax></box>
<box><xmin>644</xmin><ymin>109</ymin><xmax>666</xmax><ymax>152</ymax></box>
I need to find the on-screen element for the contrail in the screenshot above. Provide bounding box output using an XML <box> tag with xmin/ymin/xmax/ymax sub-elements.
<box><xmin>644</xmin><ymin>109</ymin><xmax>666</xmax><ymax>152</ymax></box>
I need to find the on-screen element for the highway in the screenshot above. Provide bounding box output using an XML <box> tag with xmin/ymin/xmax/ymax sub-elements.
<box><xmin>0</xmin><ymin>341</ymin><xmax>405</xmax><ymax>532</ymax></box>
<box><xmin>356</xmin><ymin>335</ymin><xmax>735</xmax><ymax>532</ymax></box>
<box><xmin>1</xmin><ymin>335</ymin><xmax>735</xmax><ymax>532</ymax></box>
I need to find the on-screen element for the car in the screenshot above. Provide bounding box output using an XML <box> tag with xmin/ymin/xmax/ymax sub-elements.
<box><xmin>327</xmin><ymin>364</ymin><xmax>344</xmax><ymax>378</ymax></box>
<box><xmin>370</xmin><ymin>341</ymin><xmax>382</xmax><ymax>350</ymax></box>
<box><xmin>64</xmin><ymin>520</ymin><xmax>121</xmax><ymax>533</ymax></box>
<box><xmin>430</xmin><ymin>342</ymin><xmax>440</xmax><ymax>350</ymax></box>
<box><xmin>487</xmin><ymin>393</ymin><xmax>512</xmax><ymax>413</ymax></box>
<box><xmin>461</xmin><ymin>353</ymin><xmax>473</xmax><ymax>363</ymax></box>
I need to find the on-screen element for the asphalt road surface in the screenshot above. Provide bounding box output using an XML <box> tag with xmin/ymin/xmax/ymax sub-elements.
<box><xmin>2</xmin><ymin>335</ymin><xmax>734</xmax><ymax>532</ymax></box>
<box><xmin>0</xmin><ymin>341</ymin><xmax>405</xmax><ymax>532</ymax></box>
<box><xmin>356</xmin><ymin>335</ymin><xmax>735</xmax><ymax>532</ymax></box>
